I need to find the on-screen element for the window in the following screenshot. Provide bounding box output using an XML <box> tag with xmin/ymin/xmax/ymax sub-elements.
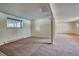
<box><xmin>7</xmin><ymin>17</ymin><xmax>23</xmax><ymax>28</ymax></box>
<box><xmin>76</xmin><ymin>22</ymin><xmax>79</xmax><ymax>32</ymax></box>
<box><xmin>77</xmin><ymin>22</ymin><xmax>79</xmax><ymax>28</ymax></box>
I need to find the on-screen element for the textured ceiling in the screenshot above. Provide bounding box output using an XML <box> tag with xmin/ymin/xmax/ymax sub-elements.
<box><xmin>0</xmin><ymin>3</ymin><xmax>51</xmax><ymax>19</ymax></box>
<box><xmin>52</xmin><ymin>3</ymin><xmax>79</xmax><ymax>22</ymax></box>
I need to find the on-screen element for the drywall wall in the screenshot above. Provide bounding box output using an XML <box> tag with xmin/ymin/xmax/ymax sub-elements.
<box><xmin>71</xmin><ymin>21</ymin><xmax>79</xmax><ymax>34</ymax></box>
<box><xmin>56</xmin><ymin>22</ymin><xmax>76</xmax><ymax>34</ymax></box>
<box><xmin>0</xmin><ymin>13</ymin><xmax>31</xmax><ymax>45</ymax></box>
<box><xmin>31</xmin><ymin>18</ymin><xmax>51</xmax><ymax>38</ymax></box>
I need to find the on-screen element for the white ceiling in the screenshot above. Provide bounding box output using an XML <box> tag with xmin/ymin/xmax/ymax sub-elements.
<box><xmin>1</xmin><ymin>3</ymin><xmax>79</xmax><ymax>21</ymax></box>
<box><xmin>52</xmin><ymin>3</ymin><xmax>79</xmax><ymax>22</ymax></box>
<box><xmin>0</xmin><ymin>3</ymin><xmax>51</xmax><ymax>20</ymax></box>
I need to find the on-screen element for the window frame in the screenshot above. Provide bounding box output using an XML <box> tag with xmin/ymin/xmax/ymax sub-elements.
<box><xmin>6</xmin><ymin>17</ymin><xmax>23</xmax><ymax>29</ymax></box>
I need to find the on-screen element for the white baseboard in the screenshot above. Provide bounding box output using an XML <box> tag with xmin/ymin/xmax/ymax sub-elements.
<box><xmin>0</xmin><ymin>36</ymin><xmax>31</xmax><ymax>46</ymax></box>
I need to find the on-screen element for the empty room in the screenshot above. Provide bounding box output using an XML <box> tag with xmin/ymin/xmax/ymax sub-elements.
<box><xmin>54</xmin><ymin>3</ymin><xmax>79</xmax><ymax>56</ymax></box>
<box><xmin>1</xmin><ymin>3</ymin><xmax>79</xmax><ymax>56</ymax></box>
<box><xmin>0</xmin><ymin>3</ymin><xmax>53</xmax><ymax>56</ymax></box>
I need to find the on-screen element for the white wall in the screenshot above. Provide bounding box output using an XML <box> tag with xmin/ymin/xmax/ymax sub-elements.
<box><xmin>56</xmin><ymin>22</ymin><xmax>76</xmax><ymax>34</ymax></box>
<box><xmin>56</xmin><ymin>22</ymin><xmax>70</xmax><ymax>33</ymax></box>
<box><xmin>31</xmin><ymin>18</ymin><xmax>51</xmax><ymax>38</ymax></box>
<box><xmin>71</xmin><ymin>21</ymin><xmax>79</xmax><ymax>34</ymax></box>
<box><xmin>0</xmin><ymin>13</ymin><xmax>31</xmax><ymax>45</ymax></box>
